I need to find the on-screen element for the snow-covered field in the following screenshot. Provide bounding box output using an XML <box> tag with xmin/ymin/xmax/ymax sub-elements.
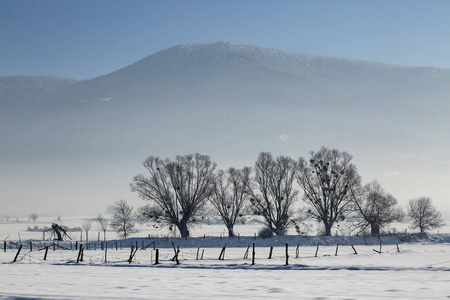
<box><xmin>1</xmin><ymin>216</ymin><xmax>449</xmax><ymax>299</ymax></box>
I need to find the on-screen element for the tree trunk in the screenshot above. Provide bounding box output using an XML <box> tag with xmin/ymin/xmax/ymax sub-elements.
<box><xmin>324</xmin><ymin>223</ymin><xmax>332</xmax><ymax>236</ymax></box>
<box><xmin>370</xmin><ymin>223</ymin><xmax>380</xmax><ymax>235</ymax></box>
<box><xmin>228</xmin><ymin>227</ymin><xmax>234</xmax><ymax>238</ymax></box>
<box><xmin>177</xmin><ymin>220</ymin><xmax>190</xmax><ymax>238</ymax></box>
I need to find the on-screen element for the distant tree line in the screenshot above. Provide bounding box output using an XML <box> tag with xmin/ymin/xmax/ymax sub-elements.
<box><xmin>109</xmin><ymin>146</ymin><xmax>444</xmax><ymax>239</ymax></box>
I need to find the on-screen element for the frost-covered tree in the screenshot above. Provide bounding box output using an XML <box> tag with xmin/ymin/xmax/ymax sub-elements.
<box><xmin>210</xmin><ymin>167</ymin><xmax>251</xmax><ymax>237</ymax></box>
<box><xmin>247</xmin><ymin>152</ymin><xmax>298</xmax><ymax>236</ymax></box>
<box><xmin>297</xmin><ymin>147</ymin><xmax>361</xmax><ymax>236</ymax></box>
<box><xmin>408</xmin><ymin>197</ymin><xmax>444</xmax><ymax>233</ymax></box>
<box><xmin>29</xmin><ymin>213</ymin><xmax>38</xmax><ymax>222</ymax></box>
<box><xmin>351</xmin><ymin>180</ymin><xmax>404</xmax><ymax>235</ymax></box>
<box><xmin>131</xmin><ymin>153</ymin><xmax>216</xmax><ymax>238</ymax></box>
<box><xmin>81</xmin><ymin>221</ymin><xmax>92</xmax><ymax>241</ymax></box>
<box><xmin>110</xmin><ymin>200</ymin><xmax>138</xmax><ymax>239</ymax></box>
<box><xmin>97</xmin><ymin>213</ymin><xmax>108</xmax><ymax>241</ymax></box>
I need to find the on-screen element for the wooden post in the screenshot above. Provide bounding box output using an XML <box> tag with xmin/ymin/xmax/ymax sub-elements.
<box><xmin>268</xmin><ymin>246</ymin><xmax>273</xmax><ymax>259</ymax></box>
<box><xmin>351</xmin><ymin>245</ymin><xmax>358</xmax><ymax>254</ymax></box>
<box><xmin>171</xmin><ymin>242</ymin><xmax>179</xmax><ymax>265</ymax></box>
<box><xmin>219</xmin><ymin>244</ymin><xmax>226</xmax><ymax>260</ymax></box>
<box><xmin>251</xmin><ymin>243</ymin><xmax>255</xmax><ymax>265</ymax></box>
<box><xmin>104</xmin><ymin>242</ymin><xmax>107</xmax><ymax>263</ymax></box>
<box><xmin>201</xmin><ymin>249</ymin><xmax>204</xmax><ymax>260</ymax></box>
<box><xmin>335</xmin><ymin>244</ymin><xmax>339</xmax><ymax>256</ymax></box>
<box><xmin>44</xmin><ymin>246</ymin><xmax>49</xmax><ymax>261</ymax></box>
<box><xmin>373</xmin><ymin>242</ymin><xmax>382</xmax><ymax>254</ymax></box>
<box><xmin>77</xmin><ymin>245</ymin><xmax>83</xmax><ymax>263</ymax></box>
<box><xmin>3</xmin><ymin>241</ymin><xmax>6</xmax><ymax>252</ymax></box>
<box><xmin>296</xmin><ymin>242</ymin><xmax>300</xmax><ymax>258</ymax></box>
<box><xmin>396</xmin><ymin>243</ymin><xmax>400</xmax><ymax>253</ymax></box>
<box><xmin>75</xmin><ymin>241</ymin><xmax>78</xmax><ymax>251</ymax></box>
<box><xmin>244</xmin><ymin>245</ymin><xmax>250</xmax><ymax>259</ymax></box>
<box><xmin>196</xmin><ymin>248</ymin><xmax>200</xmax><ymax>260</ymax></box>
<box><xmin>80</xmin><ymin>247</ymin><xmax>84</xmax><ymax>262</ymax></box>
<box><xmin>128</xmin><ymin>246</ymin><xmax>137</xmax><ymax>263</ymax></box>
<box><xmin>30</xmin><ymin>242</ymin><xmax>32</xmax><ymax>252</ymax></box>
<box><xmin>155</xmin><ymin>249</ymin><xmax>159</xmax><ymax>265</ymax></box>
<box><xmin>98</xmin><ymin>232</ymin><xmax>100</xmax><ymax>242</ymax></box>
<box><xmin>13</xmin><ymin>244</ymin><xmax>23</xmax><ymax>262</ymax></box>
<box><xmin>285</xmin><ymin>243</ymin><xmax>289</xmax><ymax>266</ymax></box>
<box><xmin>315</xmin><ymin>243</ymin><xmax>320</xmax><ymax>257</ymax></box>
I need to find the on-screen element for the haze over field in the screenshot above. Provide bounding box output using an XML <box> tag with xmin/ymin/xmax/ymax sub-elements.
<box><xmin>0</xmin><ymin>1</ymin><xmax>449</xmax><ymax>221</ymax></box>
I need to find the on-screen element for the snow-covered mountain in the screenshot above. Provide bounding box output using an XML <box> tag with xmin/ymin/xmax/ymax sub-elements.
<box><xmin>1</xmin><ymin>42</ymin><xmax>449</xmax><ymax>217</ymax></box>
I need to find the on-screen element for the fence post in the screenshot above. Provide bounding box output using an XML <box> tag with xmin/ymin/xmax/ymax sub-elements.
<box><xmin>335</xmin><ymin>244</ymin><xmax>339</xmax><ymax>256</ymax></box>
<box><xmin>285</xmin><ymin>243</ymin><xmax>289</xmax><ymax>266</ymax></box>
<box><xmin>155</xmin><ymin>249</ymin><xmax>159</xmax><ymax>265</ymax></box>
<box><xmin>44</xmin><ymin>246</ymin><xmax>49</xmax><ymax>261</ymax></box>
<box><xmin>104</xmin><ymin>242</ymin><xmax>107</xmax><ymax>263</ymax></box>
<box><xmin>13</xmin><ymin>245</ymin><xmax>23</xmax><ymax>262</ymax></box>
<box><xmin>351</xmin><ymin>245</ymin><xmax>358</xmax><ymax>254</ymax></box>
<box><xmin>251</xmin><ymin>243</ymin><xmax>255</xmax><ymax>265</ymax></box>
<box><xmin>315</xmin><ymin>243</ymin><xmax>320</xmax><ymax>257</ymax></box>
<box><xmin>268</xmin><ymin>246</ymin><xmax>273</xmax><ymax>259</ymax></box>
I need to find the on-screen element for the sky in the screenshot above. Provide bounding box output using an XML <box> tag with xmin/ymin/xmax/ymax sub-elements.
<box><xmin>1</xmin><ymin>0</ymin><xmax>449</xmax><ymax>221</ymax></box>
<box><xmin>1</xmin><ymin>0</ymin><xmax>450</xmax><ymax>80</ymax></box>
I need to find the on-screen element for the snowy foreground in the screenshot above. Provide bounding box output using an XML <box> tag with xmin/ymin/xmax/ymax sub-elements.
<box><xmin>1</xmin><ymin>235</ymin><xmax>450</xmax><ymax>300</ymax></box>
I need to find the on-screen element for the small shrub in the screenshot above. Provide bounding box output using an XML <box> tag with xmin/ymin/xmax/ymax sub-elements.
<box><xmin>258</xmin><ymin>227</ymin><xmax>274</xmax><ymax>239</ymax></box>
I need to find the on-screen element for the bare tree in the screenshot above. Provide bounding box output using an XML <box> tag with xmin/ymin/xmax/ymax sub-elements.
<box><xmin>408</xmin><ymin>197</ymin><xmax>444</xmax><ymax>233</ymax></box>
<box><xmin>247</xmin><ymin>152</ymin><xmax>298</xmax><ymax>236</ymax></box>
<box><xmin>297</xmin><ymin>146</ymin><xmax>361</xmax><ymax>236</ymax></box>
<box><xmin>81</xmin><ymin>221</ymin><xmax>92</xmax><ymax>241</ymax></box>
<box><xmin>110</xmin><ymin>200</ymin><xmax>138</xmax><ymax>239</ymax></box>
<box><xmin>131</xmin><ymin>153</ymin><xmax>216</xmax><ymax>238</ymax></box>
<box><xmin>29</xmin><ymin>213</ymin><xmax>38</xmax><ymax>222</ymax></box>
<box><xmin>351</xmin><ymin>180</ymin><xmax>404</xmax><ymax>235</ymax></box>
<box><xmin>97</xmin><ymin>213</ymin><xmax>108</xmax><ymax>241</ymax></box>
<box><xmin>210</xmin><ymin>167</ymin><xmax>251</xmax><ymax>237</ymax></box>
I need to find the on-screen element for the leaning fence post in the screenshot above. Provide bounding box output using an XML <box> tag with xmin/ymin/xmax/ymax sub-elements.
<box><xmin>335</xmin><ymin>244</ymin><xmax>339</xmax><ymax>256</ymax></box>
<box><xmin>315</xmin><ymin>243</ymin><xmax>320</xmax><ymax>257</ymax></box>
<box><xmin>268</xmin><ymin>246</ymin><xmax>273</xmax><ymax>259</ymax></box>
<box><xmin>77</xmin><ymin>245</ymin><xmax>83</xmax><ymax>263</ymax></box>
<box><xmin>244</xmin><ymin>245</ymin><xmax>250</xmax><ymax>259</ymax></box>
<box><xmin>396</xmin><ymin>243</ymin><xmax>400</xmax><ymax>252</ymax></box>
<box><xmin>351</xmin><ymin>245</ymin><xmax>358</xmax><ymax>254</ymax></box>
<box><xmin>44</xmin><ymin>246</ymin><xmax>49</xmax><ymax>261</ymax></box>
<box><xmin>218</xmin><ymin>244</ymin><xmax>226</xmax><ymax>260</ymax></box>
<box><xmin>13</xmin><ymin>244</ymin><xmax>23</xmax><ymax>262</ymax></box>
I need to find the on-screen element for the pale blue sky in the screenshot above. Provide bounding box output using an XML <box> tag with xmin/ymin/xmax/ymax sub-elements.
<box><xmin>1</xmin><ymin>0</ymin><xmax>449</xmax><ymax>80</ymax></box>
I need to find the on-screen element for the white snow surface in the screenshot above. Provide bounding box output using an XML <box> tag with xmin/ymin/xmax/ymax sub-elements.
<box><xmin>1</xmin><ymin>217</ymin><xmax>450</xmax><ymax>299</ymax></box>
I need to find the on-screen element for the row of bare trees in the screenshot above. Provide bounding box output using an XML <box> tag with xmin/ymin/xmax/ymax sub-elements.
<box><xmin>130</xmin><ymin>147</ymin><xmax>444</xmax><ymax>238</ymax></box>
